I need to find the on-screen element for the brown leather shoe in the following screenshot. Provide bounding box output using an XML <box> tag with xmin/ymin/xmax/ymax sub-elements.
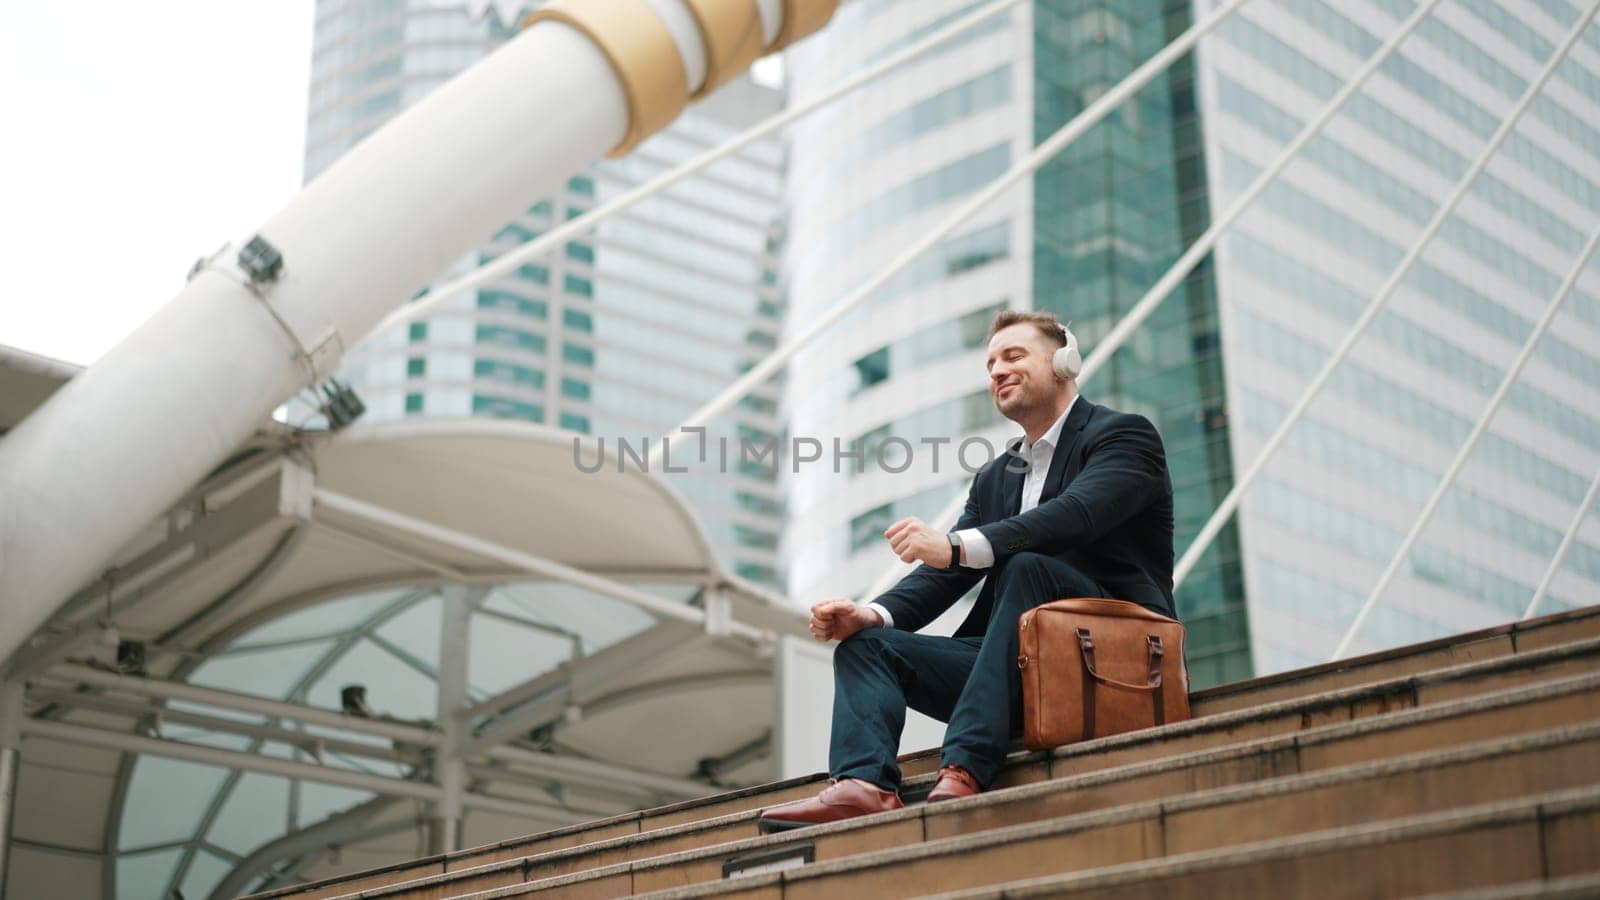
<box><xmin>925</xmin><ymin>765</ymin><xmax>982</xmax><ymax>803</ymax></box>
<box><xmin>757</xmin><ymin>778</ymin><xmax>903</xmax><ymax>832</ymax></box>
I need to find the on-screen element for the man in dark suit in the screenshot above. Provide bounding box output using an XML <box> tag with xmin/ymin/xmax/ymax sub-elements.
<box><xmin>759</xmin><ymin>310</ymin><xmax>1174</xmax><ymax>830</ymax></box>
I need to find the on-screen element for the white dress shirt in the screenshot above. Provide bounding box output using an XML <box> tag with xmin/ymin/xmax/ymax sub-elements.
<box><xmin>865</xmin><ymin>395</ymin><xmax>1079</xmax><ymax>629</ymax></box>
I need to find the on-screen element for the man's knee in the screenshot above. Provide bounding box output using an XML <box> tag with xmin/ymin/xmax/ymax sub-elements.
<box><xmin>834</xmin><ymin>627</ymin><xmax>898</xmax><ymax>663</ymax></box>
<box><xmin>993</xmin><ymin>551</ymin><xmax>1053</xmax><ymax>591</ymax></box>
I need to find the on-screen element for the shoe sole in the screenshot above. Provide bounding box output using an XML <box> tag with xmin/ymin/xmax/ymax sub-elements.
<box><xmin>756</xmin><ymin>816</ymin><xmax>822</xmax><ymax>834</ymax></box>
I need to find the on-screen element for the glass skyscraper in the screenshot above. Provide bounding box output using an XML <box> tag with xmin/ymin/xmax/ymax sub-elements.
<box><xmin>779</xmin><ymin>0</ymin><xmax>1599</xmax><ymax>684</ymax></box>
<box><xmin>1198</xmin><ymin>0</ymin><xmax>1600</xmax><ymax>668</ymax></box>
<box><xmin>304</xmin><ymin>0</ymin><xmax>788</xmax><ymax>586</ymax></box>
<box><xmin>781</xmin><ymin>0</ymin><xmax>1249</xmax><ymax>686</ymax></box>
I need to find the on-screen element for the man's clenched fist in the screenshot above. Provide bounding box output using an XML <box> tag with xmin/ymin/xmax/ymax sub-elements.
<box><xmin>810</xmin><ymin>598</ymin><xmax>882</xmax><ymax>643</ymax></box>
<box><xmin>885</xmin><ymin>516</ymin><xmax>953</xmax><ymax>568</ymax></box>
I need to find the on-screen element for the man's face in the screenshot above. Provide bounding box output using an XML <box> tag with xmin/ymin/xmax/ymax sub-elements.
<box><xmin>986</xmin><ymin>323</ymin><xmax>1061</xmax><ymax>420</ymax></box>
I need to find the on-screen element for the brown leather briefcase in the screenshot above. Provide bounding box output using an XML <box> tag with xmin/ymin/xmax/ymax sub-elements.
<box><xmin>1017</xmin><ymin>598</ymin><xmax>1190</xmax><ymax>750</ymax></box>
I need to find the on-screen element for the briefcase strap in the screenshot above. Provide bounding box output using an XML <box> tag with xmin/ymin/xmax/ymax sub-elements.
<box><xmin>1076</xmin><ymin>629</ymin><xmax>1166</xmax><ymax>738</ymax></box>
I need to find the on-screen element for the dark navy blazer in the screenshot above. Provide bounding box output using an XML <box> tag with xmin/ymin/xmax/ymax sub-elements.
<box><xmin>873</xmin><ymin>397</ymin><xmax>1176</xmax><ymax>637</ymax></box>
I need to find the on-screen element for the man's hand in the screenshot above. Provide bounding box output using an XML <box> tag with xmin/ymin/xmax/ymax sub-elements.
<box><xmin>810</xmin><ymin>598</ymin><xmax>881</xmax><ymax>643</ymax></box>
<box><xmin>885</xmin><ymin>517</ymin><xmax>953</xmax><ymax>568</ymax></box>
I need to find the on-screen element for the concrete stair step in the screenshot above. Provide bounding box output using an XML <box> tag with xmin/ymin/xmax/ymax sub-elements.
<box><xmin>907</xmin><ymin>787</ymin><xmax>1600</xmax><ymax>900</ymax></box>
<box><xmin>339</xmin><ymin>669</ymin><xmax>1600</xmax><ymax>899</ymax></box>
<box><xmin>246</xmin><ymin>608</ymin><xmax>1600</xmax><ymax>900</ymax></box>
<box><xmin>481</xmin><ymin>742</ymin><xmax>1600</xmax><ymax>900</ymax></box>
<box><xmin>1411</xmin><ymin>873</ymin><xmax>1600</xmax><ymax>899</ymax></box>
<box><xmin>1190</xmin><ymin>602</ymin><xmax>1600</xmax><ymax>715</ymax></box>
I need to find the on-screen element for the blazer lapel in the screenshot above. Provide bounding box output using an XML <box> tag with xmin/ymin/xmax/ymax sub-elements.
<box><xmin>1042</xmin><ymin>397</ymin><xmax>1095</xmax><ymax>500</ymax></box>
<box><xmin>1000</xmin><ymin>437</ymin><xmax>1027</xmax><ymax>516</ymax></box>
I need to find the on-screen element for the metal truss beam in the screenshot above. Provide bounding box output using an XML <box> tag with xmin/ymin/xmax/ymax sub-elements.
<box><xmin>206</xmin><ymin>796</ymin><xmax>407</xmax><ymax>900</ymax></box>
<box><xmin>24</xmin><ymin>687</ymin><xmax>420</xmax><ymax>767</ymax></box>
<box><xmin>48</xmin><ymin>662</ymin><xmax>443</xmax><ymax>747</ymax></box>
<box><xmin>18</xmin><ymin>717</ymin><xmax>566</xmax><ymax>823</ymax></box>
<box><xmin>457</xmin><ymin>622</ymin><xmax>701</xmax><ymax>756</ymax></box>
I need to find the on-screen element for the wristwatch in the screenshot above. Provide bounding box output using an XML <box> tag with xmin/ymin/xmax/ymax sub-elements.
<box><xmin>947</xmin><ymin>531</ymin><xmax>963</xmax><ymax>569</ymax></box>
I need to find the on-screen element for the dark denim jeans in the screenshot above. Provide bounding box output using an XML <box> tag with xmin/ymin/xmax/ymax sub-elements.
<box><xmin>828</xmin><ymin>552</ymin><xmax>1108</xmax><ymax>790</ymax></box>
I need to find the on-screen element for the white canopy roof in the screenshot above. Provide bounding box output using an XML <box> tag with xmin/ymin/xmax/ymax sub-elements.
<box><xmin>1</xmin><ymin>345</ymin><xmax>803</xmax><ymax>899</ymax></box>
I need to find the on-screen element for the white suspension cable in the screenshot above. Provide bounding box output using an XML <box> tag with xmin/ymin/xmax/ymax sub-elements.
<box><xmin>1331</xmin><ymin>217</ymin><xmax>1600</xmax><ymax>659</ymax></box>
<box><xmin>650</xmin><ymin>0</ymin><xmax>1259</xmax><ymax>470</ymax></box>
<box><xmin>1524</xmin><ymin>463</ymin><xmax>1600</xmax><ymax>621</ymax></box>
<box><xmin>1174</xmin><ymin>0</ymin><xmax>1600</xmax><ymax>596</ymax></box>
<box><xmin>860</xmin><ymin>0</ymin><xmax>1442</xmax><ymax>600</ymax></box>
<box><xmin>374</xmin><ymin>0</ymin><xmax>1026</xmax><ymax>336</ymax></box>
<box><xmin>1075</xmin><ymin>0</ymin><xmax>1447</xmax><ymax>389</ymax></box>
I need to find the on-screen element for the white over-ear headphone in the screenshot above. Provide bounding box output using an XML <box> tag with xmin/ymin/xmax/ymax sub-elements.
<box><xmin>1052</xmin><ymin>323</ymin><xmax>1082</xmax><ymax>380</ymax></box>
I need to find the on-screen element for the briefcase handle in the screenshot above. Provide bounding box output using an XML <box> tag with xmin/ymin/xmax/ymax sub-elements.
<box><xmin>1077</xmin><ymin>629</ymin><xmax>1166</xmax><ymax>737</ymax></box>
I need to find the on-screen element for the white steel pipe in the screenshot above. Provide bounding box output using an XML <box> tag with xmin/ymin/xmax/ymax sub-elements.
<box><xmin>1173</xmin><ymin>0</ymin><xmax>1600</xmax><ymax>594</ymax></box>
<box><xmin>862</xmin><ymin>0</ymin><xmax>1444</xmax><ymax>600</ymax></box>
<box><xmin>0</xmin><ymin>1</ymin><xmax>832</xmax><ymax>664</ymax></box>
<box><xmin>376</xmin><ymin>0</ymin><xmax>1026</xmax><ymax>337</ymax></box>
<box><xmin>1524</xmin><ymin>463</ymin><xmax>1600</xmax><ymax>621</ymax></box>
<box><xmin>51</xmin><ymin>661</ymin><xmax>444</xmax><ymax>746</ymax></box>
<box><xmin>1331</xmin><ymin>218</ymin><xmax>1600</xmax><ymax>658</ymax></box>
<box><xmin>653</xmin><ymin>0</ymin><xmax>1258</xmax><ymax>472</ymax></box>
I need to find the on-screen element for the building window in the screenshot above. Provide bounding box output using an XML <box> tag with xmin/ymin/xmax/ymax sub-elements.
<box><xmin>563</xmin><ymin>309</ymin><xmax>593</xmax><ymax>332</ymax></box>
<box><xmin>560</xmin><ymin>377</ymin><xmax>590</xmax><ymax>400</ymax></box>
<box><xmin>736</xmin><ymin>562</ymin><xmax>777</xmax><ymax>583</ymax></box>
<box><xmin>519</xmin><ymin>263</ymin><xmax>549</xmax><ymax>285</ymax></box>
<box><xmin>404</xmin><ymin>393</ymin><xmax>423</xmax><ymax>414</ymax></box>
<box><xmin>478</xmin><ymin>290</ymin><xmax>547</xmax><ymax>318</ymax></box>
<box><xmin>408</xmin><ymin>322</ymin><xmax>427</xmax><ymax>342</ymax></box>
<box><xmin>472</xmin><ymin>394</ymin><xmax>542</xmax><ymax>421</ymax></box>
<box><xmin>564</xmin><ymin>274</ymin><xmax>592</xmax><ymax>297</ymax></box>
<box><xmin>406</xmin><ymin>357</ymin><xmax>425</xmax><ymax>378</ymax></box>
<box><xmin>853</xmin><ymin>348</ymin><xmax>889</xmax><ymax>391</ymax></box>
<box><xmin>563</xmin><ymin>343</ymin><xmax>594</xmax><ymax>366</ymax></box>
<box><xmin>850</xmin><ymin>503</ymin><xmax>894</xmax><ymax>552</ymax></box>
<box><xmin>559</xmin><ymin>412</ymin><xmax>590</xmax><ymax>432</ymax></box>
<box><xmin>568</xmin><ymin>175</ymin><xmax>595</xmax><ymax>196</ymax></box>
<box><xmin>476</xmin><ymin>324</ymin><xmax>546</xmax><ymax>353</ymax></box>
<box><xmin>566</xmin><ymin>242</ymin><xmax>594</xmax><ymax>264</ymax></box>
<box><xmin>736</xmin><ymin>491</ymin><xmax>783</xmax><ymax>516</ymax></box>
<box><xmin>494</xmin><ymin>222</ymin><xmax>535</xmax><ymax>242</ymax></box>
<box><xmin>740</xmin><ymin>394</ymin><xmax>778</xmax><ymax>415</ymax></box>
<box><xmin>735</xmin><ymin>525</ymin><xmax>779</xmax><ymax>550</ymax></box>
<box><xmin>474</xmin><ymin>358</ymin><xmax>544</xmax><ymax>388</ymax></box>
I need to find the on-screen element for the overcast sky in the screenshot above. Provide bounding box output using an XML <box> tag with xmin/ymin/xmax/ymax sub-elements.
<box><xmin>0</xmin><ymin>2</ymin><xmax>315</xmax><ymax>365</ymax></box>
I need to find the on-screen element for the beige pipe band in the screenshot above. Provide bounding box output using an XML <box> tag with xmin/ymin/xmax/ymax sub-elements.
<box><xmin>523</xmin><ymin>0</ymin><xmax>690</xmax><ymax>157</ymax></box>
<box><xmin>769</xmin><ymin>0</ymin><xmax>838</xmax><ymax>51</ymax></box>
<box><xmin>682</xmin><ymin>0</ymin><xmax>767</xmax><ymax>99</ymax></box>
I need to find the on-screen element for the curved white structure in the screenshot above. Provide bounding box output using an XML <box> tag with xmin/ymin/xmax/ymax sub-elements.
<box><xmin>0</xmin><ymin>0</ymin><xmax>836</xmax><ymax>665</ymax></box>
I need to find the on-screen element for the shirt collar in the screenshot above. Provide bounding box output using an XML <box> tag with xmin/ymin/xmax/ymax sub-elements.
<box><xmin>1023</xmin><ymin>393</ymin><xmax>1078</xmax><ymax>456</ymax></box>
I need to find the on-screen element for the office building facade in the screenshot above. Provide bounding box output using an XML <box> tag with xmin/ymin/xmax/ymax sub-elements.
<box><xmin>780</xmin><ymin>0</ymin><xmax>1251</xmax><ymax>686</ymax></box>
<box><xmin>1198</xmin><ymin>0</ymin><xmax>1600</xmax><ymax>668</ymax></box>
<box><xmin>778</xmin><ymin>0</ymin><xmax>1600</xmax><ymax>682</ymax></box>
